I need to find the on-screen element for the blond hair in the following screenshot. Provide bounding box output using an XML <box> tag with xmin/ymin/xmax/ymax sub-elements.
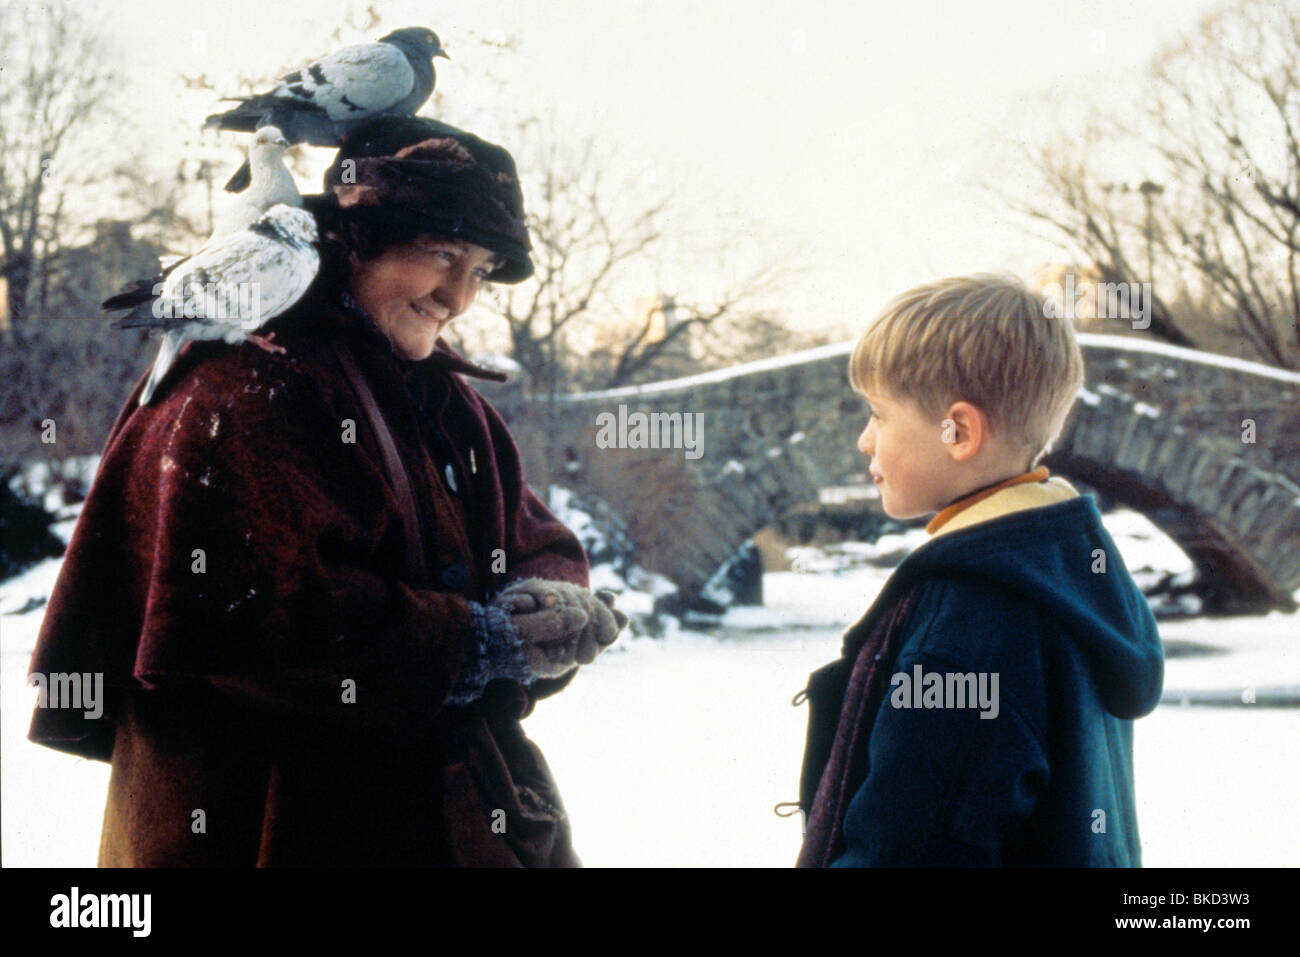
<box><xmin>849</xmin><ymin>273</ymin><xmax>1085</xmax><ymax>464</ymax></box>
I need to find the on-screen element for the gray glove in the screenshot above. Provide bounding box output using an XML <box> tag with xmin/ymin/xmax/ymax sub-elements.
<box><xmin>494</xmin><ymin>578</ymin><xmax>628</xmax><ymax>678</ymax></box>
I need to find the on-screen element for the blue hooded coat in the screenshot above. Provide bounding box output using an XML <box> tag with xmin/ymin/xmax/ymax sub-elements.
<box><xmin>796</xmin><ymin>485</ymin><xmax>1165</xmax><ymax>867</ymax></box>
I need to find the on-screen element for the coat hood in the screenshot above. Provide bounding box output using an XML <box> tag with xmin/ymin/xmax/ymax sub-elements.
<box><xmin>893</xmin><ymin>493</ymin><xmax>1164</xmax><ymax>720</ymax></box>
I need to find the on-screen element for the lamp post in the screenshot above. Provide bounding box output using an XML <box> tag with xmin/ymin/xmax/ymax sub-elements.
<box><xmin>1138</xmin><ymin>179</ymin><xmax>1164</xmax><ymax>283</ymax></box>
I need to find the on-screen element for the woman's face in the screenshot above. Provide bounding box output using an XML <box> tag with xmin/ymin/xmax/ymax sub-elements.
<box><xmin>348</xmin><ymin>236</ymin><xmax>503</xmax><ymax>360</ymax></box>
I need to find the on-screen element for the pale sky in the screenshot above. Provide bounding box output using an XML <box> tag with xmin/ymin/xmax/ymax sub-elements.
<box><xmin>84</xmin><ymin>0</ymin><xmax>1225</xmax><ymax>337</ymax></box>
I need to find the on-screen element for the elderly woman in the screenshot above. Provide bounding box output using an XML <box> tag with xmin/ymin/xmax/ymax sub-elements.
<box><xmin>27</xmin><ymin>117</ymin><xmax>623</xmax><ymax>867</ymax></box>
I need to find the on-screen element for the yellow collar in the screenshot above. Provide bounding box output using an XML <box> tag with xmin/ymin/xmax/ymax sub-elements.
<box><xmin>926</xmin><ymin>467</ymin><xmax>1079</xmax><ymax>537</ymax></box>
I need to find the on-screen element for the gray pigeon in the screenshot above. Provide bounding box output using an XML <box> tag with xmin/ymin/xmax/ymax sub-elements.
<box><xmin>105</xmin><ymin>205</ymin><xmax>320</xmax><ymax>406</ymax></box>
<box><xmin>206</xmin><ymin>27</ymin><xmax>448</xmax><ymax>192</ymax></box>
<box><xmin>211</xmin><ymin>126</ymin><xmax>302</xmax><ymax>236</ymax></box>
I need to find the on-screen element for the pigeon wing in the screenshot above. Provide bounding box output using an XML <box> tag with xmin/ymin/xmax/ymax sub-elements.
<box><xmin>233</xmin><ymin>241</ymin><xmax>319</xmax><ymax>331</ymax></box>
<box><xmin>153</xmin><ymin>230</ymin><xmax>308</xmax><ymax>332</ymax></box>
<box><xmin>269</xmin><ymin>41</ymin><xmax>415</xmax><ymax>121</ymax></box>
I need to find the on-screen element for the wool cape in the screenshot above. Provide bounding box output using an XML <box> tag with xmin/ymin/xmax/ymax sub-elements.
<box><xmin>27</xmin><ymin>297</ymin><xmax>589</xmax><ymax>866</ymax></box>
<box><xmin>796</xmin><ymin>480</ymin><xmax>1165</xmax><ymax>867</ymax></box>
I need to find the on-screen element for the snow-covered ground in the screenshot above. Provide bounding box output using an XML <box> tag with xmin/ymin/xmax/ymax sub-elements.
<box><xmin>2</xmin><ymin>509</ymin><xmax>1296</xmax><ymax>867</ymax></box>
<box><xmin>533</xmin><ymin>565</ymin><xmax>1300</xmax><ymax>867</ymax></box>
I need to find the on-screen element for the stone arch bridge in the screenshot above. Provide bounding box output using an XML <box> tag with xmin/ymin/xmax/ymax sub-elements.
<box><xmin>485</xmin><ymin>335</ymin><xmax>1300</xmax><ymax>615</ymax></box>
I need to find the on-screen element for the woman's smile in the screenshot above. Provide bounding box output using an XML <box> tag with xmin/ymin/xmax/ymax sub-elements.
<box><xmin>410</xmin><ymin>300</ymin><xmax>447</xmax><ymax>322</ymax></box>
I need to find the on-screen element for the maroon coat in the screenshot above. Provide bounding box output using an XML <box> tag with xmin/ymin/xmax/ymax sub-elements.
<box><xmin>28</xmin><ymin>301</ymin><xmax>589</xmax><ymax>866</ymax></box>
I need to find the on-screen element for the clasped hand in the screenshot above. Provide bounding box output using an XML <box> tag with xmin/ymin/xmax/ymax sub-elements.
<box><xmin>490</xmin><ymin>579</ymin><xmax>628</xmax><ymax>678</ymax></box>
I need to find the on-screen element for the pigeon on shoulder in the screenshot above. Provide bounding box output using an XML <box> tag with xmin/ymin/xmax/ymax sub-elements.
<box><xmin>206</xmin><ymin>27</ymin><xmax>448</xmax><ymax>192</ymax></box>
<box><xmin>104</xmin><ymin>205</ymin><xmax>319</xmax><ymax>406</ymax></box>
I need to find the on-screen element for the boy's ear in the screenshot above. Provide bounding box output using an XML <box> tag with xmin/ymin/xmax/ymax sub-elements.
<box><xmin>941</xmin><ymin>401</ymin><xmax>990</xmax><ymax>462</ymax></box>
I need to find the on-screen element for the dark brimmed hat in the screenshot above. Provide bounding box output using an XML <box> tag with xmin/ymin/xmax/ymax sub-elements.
<box><xmin>320</xmin><ymin>116</ymin><xmax>534</xmax><ymax>283</ymax></box>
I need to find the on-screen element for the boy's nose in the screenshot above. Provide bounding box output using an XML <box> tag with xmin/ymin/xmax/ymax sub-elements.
<box><xmin>857</xmin><ymin>426</ymin><xmax>873</xmax><ymax>455</ymax></box>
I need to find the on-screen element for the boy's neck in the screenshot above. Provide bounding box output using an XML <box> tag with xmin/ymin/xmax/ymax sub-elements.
<box><xmin>939</xmin><ymin>467</ymin><xmax>1034</xmax><ymax>511</ymax></box>
<box><xmin>928</xmin><ymin>466</ymin><xmax>1050</xmax><ymax>534</ymax></box>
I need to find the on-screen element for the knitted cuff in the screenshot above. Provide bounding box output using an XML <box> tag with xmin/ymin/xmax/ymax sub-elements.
<box><xmin>445</xmin><ymin>601</ymin><xmax>535</xmax><ymax>705</ymax></box>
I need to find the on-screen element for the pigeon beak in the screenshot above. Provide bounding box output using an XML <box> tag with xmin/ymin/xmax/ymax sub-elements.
<box><xmin>436</xmin><ymin>48</ymin><xmax>450</xmax><ymax>60</ymax></box>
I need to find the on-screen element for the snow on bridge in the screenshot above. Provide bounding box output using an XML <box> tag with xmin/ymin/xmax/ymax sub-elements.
<box><xmin>488</xmin><ymin>336</ymin><xmax>1300</xmax><ymax>613</ymax></box>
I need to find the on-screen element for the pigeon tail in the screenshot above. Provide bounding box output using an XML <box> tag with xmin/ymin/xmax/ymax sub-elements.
<box><xmin>204</xmin><ymin>95</ymin><xmax>286</xmax><ymax>134</ymax></box>
<box><xmin>225</xmin><ymin>160</ymin><xmax>252</xmax><ymax>193</ymax></box>
<box><xmin>103</xmin><ymin>279</ymin><xmax>161</xmax><ymax>311</ymax></box>
<box><xmin>139</xmin><ymin>332</ymin><xmax>185</xmax><ymax>406</ymax></box>
<box><xmin>207</xmin><ymin>98</ymin><xmax>340</xmax><ymax>145</ymax></box>
<box><xmin>112</xmin><ymin>311</ymin><xmax>189</xmax><ymax>330</ymax></box>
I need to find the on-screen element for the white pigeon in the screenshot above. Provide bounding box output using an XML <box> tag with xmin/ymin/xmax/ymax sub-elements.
<box><xmin>105</xmin><ymin>205</ymin><xmax>319</xmax><ymax>406</ymax></box>
<box><xmin>147</xmin><ymin>128</ymin><xmax>299</xmax><ymax>290</ymax></box>
<box><xmin>211</xmin><ymin>126</ymin><xmax>301</xmax><ymax>236</ymax></box>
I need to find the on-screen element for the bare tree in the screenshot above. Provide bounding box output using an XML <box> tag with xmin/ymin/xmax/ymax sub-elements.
<box><xmin>994</xmin><ymin>0</ymin><xmax>1300</xmax><ymax>368</ymax></box>
<box><xmin>1142</xmin><ymin>0</ymin><xmax>1300</xmax><ymax>366</ymax></box>
<box><xmin>456</xmin><ymin>114</ymin><xmax>805</xmax><ymax>395</ymax></box>
<box><xmin>473</xmin><ymin>123</ymin><xmax>666</xmax><ymax>396</ymax></box>
<box><xmin>990</xmin><ymin>105</ymin><xmax>1196</xmax><ymax>349</ymax></box>
<box><xmin>588</xmin><ymin>286</ymin><xmax>823</xmax><ymax>390</ymax></box>
<box><xmin>0</xmin><ymin>3</ymin><xmax>221</xmax><ymax>461</ymax></box>
<box><xmin>0</xmin><ymin>0</ymin><xmax>118</xmax><ymax>331</ymax></box>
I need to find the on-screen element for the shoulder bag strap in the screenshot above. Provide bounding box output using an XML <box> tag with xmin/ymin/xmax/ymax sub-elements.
<box><xmin>334</xmin><ymin>343</ymin><xmax>430</xmax><ymax>583</ymax></box>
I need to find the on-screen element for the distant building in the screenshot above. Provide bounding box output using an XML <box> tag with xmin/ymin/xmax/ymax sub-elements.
<box><xmin>637</xmin><ymin>293</ymin><xmax>695</xmax><ymax>362</ymax></box>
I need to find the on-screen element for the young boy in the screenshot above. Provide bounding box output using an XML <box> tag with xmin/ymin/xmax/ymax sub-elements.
<box><xmin>796</xmin><ymin>274</ymin><xmax>1164</xmax><ymax>867</ymax></box>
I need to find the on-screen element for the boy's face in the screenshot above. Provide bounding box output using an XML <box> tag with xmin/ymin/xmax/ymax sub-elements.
<box><xmin>857</xmin><ymin>389</ymin><xmax>961</xmax><ymax>519</ymax></box>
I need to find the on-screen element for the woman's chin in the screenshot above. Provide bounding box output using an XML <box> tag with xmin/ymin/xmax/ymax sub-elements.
<box><xmin>391</xmin><ymin>330</ymin><xmax>439</xmax><ymax>361</ymax></box>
